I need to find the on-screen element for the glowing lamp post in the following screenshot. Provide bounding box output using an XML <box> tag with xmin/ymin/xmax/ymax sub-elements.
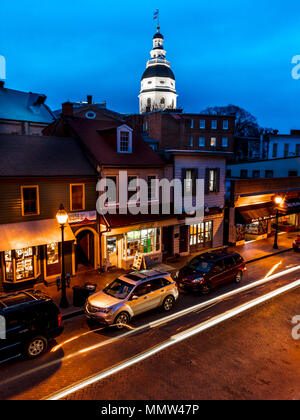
<box><xmin>273</xmin><ymin>196</ymin><xmax>284</xmax><ymax>250</ymax></box>
<box><xmin>56</xmin><ymin>204</ymin><xmax>69</xmax><ymax>308</ymax></box>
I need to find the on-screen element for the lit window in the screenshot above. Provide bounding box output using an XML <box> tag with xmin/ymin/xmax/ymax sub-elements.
<box><xmin>210</xmin><ymin>137</ymin><xmax>217</xmax><ymax>147</ymax></box>
<box><xmin>125</xmin><ymin>228</ymin><xmax>161</xmax><ymax>257</ymax></box>
<box><xmin>21</xmin><ymin>186</ymin><xmax>39</xmax><ymax>216</ymax></box>
<box><xmin>209</xmin><ymin>169</ymin><xmax>217</xmax><ymax>192</ymax></box>
<box><xmin>70</xmin><ymin>184</ymin><xmax>85</xmax><ymax>211</ymax></box>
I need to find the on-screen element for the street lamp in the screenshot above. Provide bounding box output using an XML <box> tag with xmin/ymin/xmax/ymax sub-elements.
<box><xmin>56</xmin><ymin>204</ymin><xmax>69</xmax><ymax>308</ymax></box>
<box><xmin>273</xmin><ymin>196</ymin><xmax>284</xmax><ymax>250</ymax></box>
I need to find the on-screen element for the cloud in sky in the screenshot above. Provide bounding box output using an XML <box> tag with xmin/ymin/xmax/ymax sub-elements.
<box><xmin>1</xmin><ymin>0</ymin><xmax>300</xmax><ymax>132</ymax></box>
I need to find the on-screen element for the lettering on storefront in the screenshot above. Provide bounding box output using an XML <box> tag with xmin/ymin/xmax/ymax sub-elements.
<box><xmin>68</xmin><ymin>211</ymin><xmax>97</xmax><ymax>225</ymax></box>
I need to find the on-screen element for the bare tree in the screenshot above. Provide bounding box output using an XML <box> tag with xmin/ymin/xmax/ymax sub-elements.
<box><xmin>201</xmin><ymin>104</ymin><xmax>261</xmax><ymax>137</ymax></box>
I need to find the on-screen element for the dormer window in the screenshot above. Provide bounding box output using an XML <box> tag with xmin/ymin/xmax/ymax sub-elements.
<box><xmin>117</xmin><ymin>125</ymin><xmax>133</xmax><ymax>153</ymax></box>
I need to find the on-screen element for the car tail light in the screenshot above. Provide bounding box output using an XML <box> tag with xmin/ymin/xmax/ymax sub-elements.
<box><xmin>58</xmin><ymin>313</ymin><xmax>62</xmax><ymax>327</ymax></box>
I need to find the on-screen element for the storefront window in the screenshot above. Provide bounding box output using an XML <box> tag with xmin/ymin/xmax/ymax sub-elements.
<box><xmin>47</xmin><ymin>243</ymin><xmax>59</xmax><ymax>265</ymax></box>
<box><xmin>190</xmin><ymin>222</ymin><xmax>213</xmax><ymax>249</ymax></box>
<box><xmin>3</xmin><ymin>247</ymin><xmax>40</xmax><ymax>283</ymax></box>
<box><xmin>15</xmin><ymin>248</ymin><xmax>34</xmax><ymax>281</ymax></box>
<box><xmin>4</xmin><ymin>251</ymin><xmax>14</xmax><ymax>281</ymax></box>
<box><xmin>125</xmin><ymin>228</ymin><xmax>161</xmax><ymax>257</ymax></box>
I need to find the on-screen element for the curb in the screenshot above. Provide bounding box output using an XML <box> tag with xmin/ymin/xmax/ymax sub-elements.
<box><xmin>246</xmin><ymin>248</ymin><xmax>293</xmax><ymax>264</ymax></box>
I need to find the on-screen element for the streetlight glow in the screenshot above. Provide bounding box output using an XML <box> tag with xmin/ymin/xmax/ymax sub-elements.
<box><xmin>56</xmin><ymin>204</ymin><xmax>69</xmax><ymax>225</ymax></box>
<box><xmin>274</xmin><ymin>196</ymin><xmax>283</xmax><ymax>205</ymax></box>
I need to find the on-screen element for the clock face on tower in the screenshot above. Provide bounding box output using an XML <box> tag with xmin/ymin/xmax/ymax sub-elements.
<box><xmin>139</xmin><ymin>28</ymin><xmax>178</xmax><ymax>114</ymax></box>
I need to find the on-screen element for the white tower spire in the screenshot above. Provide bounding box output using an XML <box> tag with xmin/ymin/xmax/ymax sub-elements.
<box><xmin>139</xmin><ymin>24</ymin><xmax>178</xmax><ymax>114</ymax></box>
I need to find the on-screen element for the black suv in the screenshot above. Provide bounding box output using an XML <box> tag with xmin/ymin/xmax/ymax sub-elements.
<box><xmin>0</xmin><ymin>290</ymin><xmax>63</xmax><ymax>363</ymax></box>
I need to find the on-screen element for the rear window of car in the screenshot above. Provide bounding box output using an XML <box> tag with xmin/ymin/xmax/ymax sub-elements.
<box><xmin>233</xmin><ymin>255</ymin><xmax>244</xmax><ymax>264</ymax></box>
<box><xmin>0</xmin><ymin>293</ymin><xmax>33</xmax><ymax>308</ymax></box>
<box><xmin>224</xmin><ymin>257</ymin><xmax>236</xmax><ymax>269</ymax></box>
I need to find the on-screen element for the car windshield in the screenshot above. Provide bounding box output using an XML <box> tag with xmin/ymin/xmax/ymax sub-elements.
<box><xmin>103</xmin><ymin>279</ymin><xmax>135</xmax><ymax>300</ymax></box>
<box><xmin>187</xmin><ymin>259</ymin><xmax>214</xmax><ymax>273</ymax></box>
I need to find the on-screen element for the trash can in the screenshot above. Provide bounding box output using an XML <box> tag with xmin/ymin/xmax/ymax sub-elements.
<box><xmin>84</xmin><ymin>283</ymin><xmax>97</xmax><ymax>295</ymax></box>
<box><xmin>73</xmin><ymin>283</ymin><xmax>97</xmax><ymax>307</ymax></box>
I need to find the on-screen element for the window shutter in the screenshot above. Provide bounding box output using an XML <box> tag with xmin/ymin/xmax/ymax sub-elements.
<box><xmin>205</xmin><ymin>168</ymin><xmax>210</xmax><ymax>194</ymax></box>
<box><xmin>216</xmin><ymin>168</ymin><xmax>221</xmax><ymax>193</ymax></box>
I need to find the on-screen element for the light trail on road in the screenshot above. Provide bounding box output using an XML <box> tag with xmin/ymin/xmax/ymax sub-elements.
<box><xmin>45</xmin><ymin>277</ymin><xmax>300</xmax><ymax>400</ymax></box>
<box><xmin>264</xmin><ymin>261</ymin><xmax>282</xmax><ymax>279</ymax></box>
<box><xmin>0</xmin><ymin>263</ymin><xmax>299</xmax><ymax>392</ymax></box>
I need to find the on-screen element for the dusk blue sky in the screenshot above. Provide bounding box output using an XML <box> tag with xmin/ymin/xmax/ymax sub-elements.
<box><xmin>1</xmin><ymin>0</ymin><xmax>300</xmax><ymax>133</ymax></box>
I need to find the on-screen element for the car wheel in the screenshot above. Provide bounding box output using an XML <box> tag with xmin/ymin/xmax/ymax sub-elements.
<box><xmin>234</xmin><ymin>270</ymin><xmax>243</xmax><ymax>284</ymax></box>
<box><xmin>201</xmin><ymin>281</ymin><xmax>212</xmax><ymax>295</ymax></box>
<box><xmin>25</xmin><ymin>336</ymin><xmax>47</xmax><ymax>358</ymax></box>
<box><xmin>162</xmin><ymin>295</ymin><xmax>175</xmax><ymax>312</ymax></box>
<box><xmin>114</xmin><ymin>312</ymin><xmax>130</xmax><ymax>329</ymax></box>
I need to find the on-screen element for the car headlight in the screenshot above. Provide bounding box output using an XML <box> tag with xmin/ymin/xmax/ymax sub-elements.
<box><xmin>191</xmin><ymin>277</ymin><xmax>204</xmax><ymax>284</ymax></box>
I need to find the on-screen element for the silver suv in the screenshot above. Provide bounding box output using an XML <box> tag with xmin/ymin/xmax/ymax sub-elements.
<box><xmin>85</xmin><ymin>270</ymin><xmax>179</xmax><ymax>328</ymax></box>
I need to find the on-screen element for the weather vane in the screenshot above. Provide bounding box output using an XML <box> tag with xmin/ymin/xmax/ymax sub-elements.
<box><xmin>153</xmin><ymin>9</ymin><xmax>160</xmax><ymax>31</ymax></box>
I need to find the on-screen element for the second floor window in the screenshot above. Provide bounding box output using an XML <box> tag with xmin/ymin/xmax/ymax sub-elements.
<box><xmin>210</xmin><ymin>137</ymin><xmax>217</xmax><ymax>147</ymax></box>
<box><xmin>284</xmin><ymin>144</ymin><xmax>289</xmax><ymax>157</ymax></box>
<box><xmin>148</xmin><ymin>176</ymin><xmax>158</xmax><ymax>200</ymax></box>
<box><xmin>182</xmin><ymin>169</ymin><xmax>198</xmax><ymax>196</ymax></box>
<box><xmin>70</xmin><ymin>184</ymin><xmax>85</xmax><ymax>211</ymax></box>
<box><xmin>252</xmin><ymin>170</ymin><xmax>260</xmax><ymax>178</ymax></box>
<box><xmin>272</xmin><ymin>143</ymin><xmax>278</xmax><ymax>158</ymax></box>
<box><xmin>206</xmin><ymin>169</ymin><xmax>220</xmax><ymax>193</ymax></box>
<box><xmin>199</xmin><ymin>136</ymin><xmax>205</xmax><ymax>147</ymax></box>
<box><xmin>296</xmin><ymin>144</ymin><xmax>300</xmax><ymax>156</ymax></box>
<box><xmin>128</xmin><ymin>176</ymin><xmax>138</xmax><ymax>201</ymax></box>
<box><xmin>211</xmin><ymin>120</ymin><xmax>217</xmax><ymax>129</ymax></box>
<box><xmin>190</xmin><ymin>136</ymin><xmax>193</xmax><ymax>147</ymax></box>
<box><xmin>222</xmin><ymin>137</ymin><xmax>228</xmax><ymax>147</ymax></box>
<box><xmin>21</xmin><ymin>186</ymin><xmax>39</xmax><ymax>216</ymax></box>
<box><xmin>241</xmin><ymin>169</ymin><xmax>248</xmax><ymax>178</ymax></box>
<box><xmin>223</xmin><ymin>120</ymin><xmax>229</xmax><ymax>130</ymax></box>
<box><xmin>265</xmin><ymin>170</ymin><xmax>274</xmax><ymax>178</ymax></box>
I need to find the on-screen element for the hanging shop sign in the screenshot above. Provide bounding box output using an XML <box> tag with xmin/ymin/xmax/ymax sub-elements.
<box><xmin>68</xmin><ymin>211</ymin><xmax>97</xmax><ymax>225</ymax></box>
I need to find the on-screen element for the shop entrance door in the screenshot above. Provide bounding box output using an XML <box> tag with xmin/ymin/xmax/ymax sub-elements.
<box><xmin>162</xmin><ymin>226</ymin><xmax>173</xmax><ymax>258</ymax></box>
<box><xmin>106</xmin><ymin>236</ymin><xmax>118</xmax><ymax>268</ymax></box>
<box><xmin>76</xmin><ymin>230</ymin><xmax>94</xmax><ymax>271</ymax></box>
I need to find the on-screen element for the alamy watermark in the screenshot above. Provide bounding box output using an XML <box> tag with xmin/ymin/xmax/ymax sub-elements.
<box><xmin>0</xmin><ymin>315</ymin><xmax>6</xmax><ymax>340</ymax></box>
<box><xmin>96</xmin><ymin>171</ymin><xmax>205</xmax><ymax>226</ymax></box>
<box><xmin>0</xmin><ymin>55</ymin><xmax>6</xmax><ymax>80</ymax></box>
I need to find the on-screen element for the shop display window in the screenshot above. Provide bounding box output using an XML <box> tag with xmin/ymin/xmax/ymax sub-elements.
<box><xmin>46</xmin><ymin>243</ymin><xmax>60</xmax><ymax>277</ymax></box>
<box><xmin>4</xmin><ymin>247</ymin><xmax>37</xmax><ymax>282</ymax></box>
<box><xmin>124</xmin><ymin>228</ymin><xmax>161</xmax><ymax>258</ymax></box>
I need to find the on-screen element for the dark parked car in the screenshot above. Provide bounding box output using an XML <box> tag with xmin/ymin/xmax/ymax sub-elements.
<box><xmin>293</xmin><ymin>236</ymin><xmax>300</xmax><ymax>252</ymax></box>
<box><xmin>174</xmin><ymin>251</ymin><xmax>246</xmax><ymax>294</ymax></box>
<box><xmin>0</xmin><ymin>290</ymin><xmax>63</xmax><ymax>363</ymax></box>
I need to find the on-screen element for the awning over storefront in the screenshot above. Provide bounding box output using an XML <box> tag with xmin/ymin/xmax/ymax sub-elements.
<box><xmin>236</xmin><ymin>202</ymin><xmax>276</xmax><ymax>225</ymax></box>
<box><xmin>0</xmin><ymin>219</ymin><xmax>76</xmax><ymax>252</ymax></box>
<box><xmin>100</xmin><ymin>213</ymin><xmax>178</xmax><ymax>235</ymax></box>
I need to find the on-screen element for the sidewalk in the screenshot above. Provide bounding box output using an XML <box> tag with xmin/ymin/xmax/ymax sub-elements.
<box><xmin>34</xmin><ymin>231</ymin><xmax>299</xmax><ymax>319</ymax></box>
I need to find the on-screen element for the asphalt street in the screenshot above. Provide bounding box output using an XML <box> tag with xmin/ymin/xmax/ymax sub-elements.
<box><xmin>0</xmin><ymin>251</ymin><xmax>299</xmax><ymax>400</ymax></box>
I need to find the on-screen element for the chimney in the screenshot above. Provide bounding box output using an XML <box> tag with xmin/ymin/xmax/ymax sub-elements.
<box><xmin>87</xmin><ymin>95</ymin><xmax>93</xmax><ymax>105</ymax></box>
<box><xmin>62</xmin><ymin>101</ymin><xmax>73</xmax><ymax>117</ymax></box>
